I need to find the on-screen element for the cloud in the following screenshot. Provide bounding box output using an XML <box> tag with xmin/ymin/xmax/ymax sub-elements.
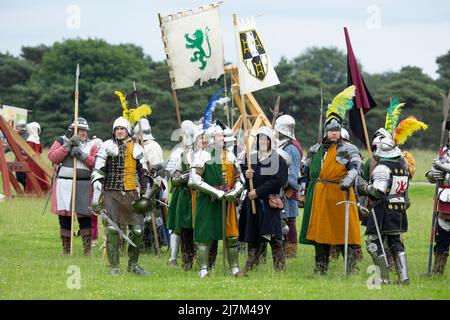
<box><xmin>1</xmin><ymin>0</ymin><xmax>449</xmax><ymax>78</ymax></box>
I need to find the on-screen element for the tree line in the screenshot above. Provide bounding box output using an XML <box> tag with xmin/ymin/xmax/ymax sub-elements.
<box><xmin>1</xmin><ymin>38</ymin><xmax>449</xmax><ymax>151</ymax></box>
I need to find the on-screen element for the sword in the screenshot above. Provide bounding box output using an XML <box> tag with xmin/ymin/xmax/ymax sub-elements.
<box><xmin>370</xmin><ymin>208</ymin><xmax>389</xmax><ymax>267</ymax></box>
<box><xmin>336</xmin><ymin>191</ymin><xmax>351</xmax><ymax>275</ymax></box>
<box><xmin>343</xmin><ymin>191</ymin><xmax>350</xmax><ymax>275</ymax></box>
<box><xmin>100</xmin><ymin>209</ymin><xmax>136</xmax><ymax>248</ymax></box>
<box><xmin>337</xmin><ymin>200</ymin><xmax>388</xmax><ymax>268</ymax></box>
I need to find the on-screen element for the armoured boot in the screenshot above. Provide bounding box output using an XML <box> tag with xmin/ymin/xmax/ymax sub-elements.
<box><xmin>433</xmin><ymin>252</ymin><xmax>449</xmax><ymax>276</ymax></box>
<box><xmin>168</xmin><ymin>232</ymin><xmax>181</xmax><ymax>266</ymax></box>
<box><xmin>271</xmin><ymin>239</ymin><xmax>286</xmax><ymax>272</ymax></box>
<box><xmin>196</xmin><ymin>242</ymin><xmax>211</xmax><ymax>278</ymax></box>
<box><xmin>128</xmin><ymin>225</ymin><xmax>150</xmax><ymax>276</ymax></box>
<box><xmin>227</xmin><ymin>237</ymin><xmax>243</xmax><ymax>277</ymax></box>
<box><xmin>394</xmin><ymin>252</ymin><xmax>410</xmax><ymax>285</ymax></box>
<box><xmin>366</xmin><ymin>238</ymin><xmax>390</xmax><ymax>284</ymax></box>
<box><xmin>106</xmin><ymin>226</ymin><xmax>121</xmax><ymax>275</ymax></box>
<box><xmin>60</xmin><ymin>229</ymin><xmax>71</xmax><ymax>256</ymax></box>
<box><xmin>372</xmin><ymin>254</ymin><xmax>390</xmax><ymax>284</ymax></box>
<box><xmin>244</xmin><ymin>244</ymin><xmax>261</xmax><ymax>274</ymax></box>
<box><xmin>80</xmin><ymin>228</ymin><xmax>92</xmax><ymax>256</ymax></box>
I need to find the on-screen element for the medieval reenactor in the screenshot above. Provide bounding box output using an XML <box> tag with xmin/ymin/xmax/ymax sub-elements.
<box><xmin>357</xmin><ymin>102</ymin><xmax>428</xmax><ymax>284</ymax></box>
<box><xmin>274</xmin><ymin>115</ymin><xmax>303</xmax><ymax>258</ymax></box>
<box><xmin>48</xmin><ymin>117</ymin><xmax>100</xmax><ymax>256</ymax></box>
<box><xmin>91</xmin><ymin>116</ymin><xmax>152</xmax><ymax>276</ymax></box>
<box><xmin>426</xmin><ymin>120</ymin><xmax>450</xmax><ymax>276</ymax></box>
<box><xmin>239</xmin><ymin>126</ymin><xmax>289</xmax><ymax>273</ymax></box>
<box><xmin>25</xmin><ymin>122</ymin><xmax>51</xmax><ymax>192</ymax></box>
<box><xmin>188</xmin><ymin>123</ymin><xmax>244</xmax><ymax>278</ymax></box>
<box><xmin>299</xmin><ymin>86</ymin><xmax>362</xmax><ymax>275</ymax></box>
<box><xmin>165</xmin><ymin>120</ymin><xmax>198</xmax><ymax>270</ymax></box>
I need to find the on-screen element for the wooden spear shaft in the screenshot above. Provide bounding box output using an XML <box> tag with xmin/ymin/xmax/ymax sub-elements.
<box><xmin>359</xmin><ymin>107</ymin><xmax>373</xmax><ymax>160</ymax></box>
<box><xmin>133</xmin><ymin>82</ymin><xmax>161</xmax><ymax>257</ymax></box>
<box><xmin>233</xmin><ymin>13</ymin><xmax>256</xmax><ymax>214</ymax></box>
<box><xmin>70</xmin><ymin>64</ymin><xmax>80</xmax><ymax>256</ymax></box>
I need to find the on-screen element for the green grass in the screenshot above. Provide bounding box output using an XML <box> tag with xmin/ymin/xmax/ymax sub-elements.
<box><xmin>0</xmin><ymin>185</ymin><xmax>449</xmax><ymax>299</ymax></box>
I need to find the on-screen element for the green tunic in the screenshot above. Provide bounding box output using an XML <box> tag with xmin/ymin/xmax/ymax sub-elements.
<box><xmin>167</xmin><ymin>160</ymin><xmax>193</xmax><ymax>231</ymax></box>
<box><xmin>299</xmin><ymin>145</ymin><xmax>324</xmax><ymax>245</ymax></box>
<box><xmin>194</xmin><ymin>150</ymin><xmax>224</xmax><ymax>243</ymax></box>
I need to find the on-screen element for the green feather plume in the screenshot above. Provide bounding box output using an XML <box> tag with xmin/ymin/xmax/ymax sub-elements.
<box><xmin>385</xmin><ymin>99</ymin><xmax>405</xmax><ymax>134</ymax></box>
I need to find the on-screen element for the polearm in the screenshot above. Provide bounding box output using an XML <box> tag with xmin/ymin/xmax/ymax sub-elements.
<box><xmin>233</xmin><ymin>13</ymin><xmax>256</xmax><ymax>214</ymax></box>
<box><xmin>133</xmin><ymin>82</ymin><xmax>161</xmax><ymax>257</ymax></box>
<box><xmin>317</xmin><ymin>88</ymin><xmax>323</xmax><ymax>143</ymax></box>
<box><xmin>425</xmin><ymin>89</ymin><xmax>450</xmax><ymax>277</ymax></box>
<box><xmin>270</xmin><ymin>96</ymin><xmax>282</xmax><ymax>128</ymax></box>
<box><xmin>69</xmin><ymin>64</ymin><xmax>80</xmax><ymax>256</ymax></box>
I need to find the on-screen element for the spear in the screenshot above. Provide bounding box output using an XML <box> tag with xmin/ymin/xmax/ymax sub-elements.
<box><xmin>270</xmin><ymin>96</ymin><xmax>282</xmax><ymax>128</ymax></box>
<box><xmin>133</xmin><ymin>82</ymin><xmax>161</xmax><ymax>257</ymax></box>
<box><xmin>317</xmin><ymin>88</ymin><xmax>324</xmax><ymax>143</ymax></box>
<box><xmin>69</xmin><ymin>64</ymin><xmax>80</xmax><ymax>256</ymax></box>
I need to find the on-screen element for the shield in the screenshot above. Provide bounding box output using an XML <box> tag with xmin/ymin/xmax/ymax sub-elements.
<box><xmin>239</xmin><ymin>29</ymin><xmax>268</xmax><ymax>81</ymax></box>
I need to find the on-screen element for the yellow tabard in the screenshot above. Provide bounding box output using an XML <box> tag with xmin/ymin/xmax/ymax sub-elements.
<box><xmin>123</xmin><ymin>141</ymin><xmax>137</xmax><ymax>191</ymax></box>
<box><xmin>222</xmin><ymin>151</ymin><xmax>239</xmax><ymax>238</ymax></box>
<box><xmin>306</xmin><ymin>144</ymin><xmax>361</xmax><ymax>245</ymax></box>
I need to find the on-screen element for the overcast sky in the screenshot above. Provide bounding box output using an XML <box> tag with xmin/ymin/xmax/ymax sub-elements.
<box><xmin>1</xmin><ymin>0</ymin><xmax>449</xmax><ymax>78</ymax></box>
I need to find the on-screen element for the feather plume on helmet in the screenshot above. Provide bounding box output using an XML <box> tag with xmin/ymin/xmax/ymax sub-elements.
<box><xmin>372</xmin><ymin>98</ymin><xmax>428</xmax><ymax>160</ymax></box>
<box><xmin>324</xmin><ymin>85</ymin><xmax>356</xmax><ymax>132</ymax></box>
<box><xmin>114</xmin><ymin>90</ymin><xmax>152</xmax><ymax>127</ymax></box>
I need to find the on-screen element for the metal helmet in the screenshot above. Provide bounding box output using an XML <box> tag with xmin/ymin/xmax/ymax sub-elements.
<box><xmin>131</xmin><ymin>197</ymin><xmax>152</xmax><ymax>215</ymax></box>
<box><xmin>324</xmin><ymin>117</ymin><xmax>342</xmax><ymax>133</ymax></box>
<box><xmin>180</xmin><ymin>120</ymin><xmax>195</xmax><ymax>146</ymax></box>
<box><xmin>274</xmin><ymin>115</ymin><xmax>296</xmax><ymax>139</ymax></box>
<box><xmin>193</xmin><ymin>124</ymin><xmax>204</xmax><ymax>147</ymax></box>
<box><xmin>223</xmin><ymin>127</ymin><xmax>236</xmax><ymax>143</ymax></box>
<box><xmin>69</xmin><ymin>117</ymin><xmax>90</xmax><ymax>131</ymax></box>
<box><xmin>16</xmin><ymin>119</ymin><xmax>27</xmax><ymax>129</ymax></box>
<box><xmin>372</xmin><ymin>128</ymin><xmax>402</xmax><ymax>160</ymax></box>
<box><xmin>112</xmin><ymin>116</ymin><xmax>131</xmax><ymax>135</ymax></box>
<box><xmin>204</xmin><ymin>123</ymin><xmax>224</xmax><ymax>146</ymax></box>
<box><xmin>341</xmin><ymin>128</ymin><xmax>350</xmax><ymax>141</ymax></box>
<box><xmin>133</xmin><ymin>118</ymin><xmax>154</xmax><ymax>141</ymax></box>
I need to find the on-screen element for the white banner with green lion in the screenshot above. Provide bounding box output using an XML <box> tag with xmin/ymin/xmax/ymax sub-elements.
<box><xmin>159</xmin><ymin>3</ymin><xmax>224</xmax><ymax>90</ymax></box>
<box><xmin>234</xmin><ymin>16</ymin><xmax>279</xmax><ymax>94</ymax></box>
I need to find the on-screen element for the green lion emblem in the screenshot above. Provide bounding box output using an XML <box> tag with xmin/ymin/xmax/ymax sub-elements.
<box><xmin>185</xmin><ymin>27</ymin><xmax>211</xmax><ymax>70</ymax></box>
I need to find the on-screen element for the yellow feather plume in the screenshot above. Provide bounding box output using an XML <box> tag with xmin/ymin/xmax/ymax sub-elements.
<box><xmin>326</xmin><ymin>85</ymin><xmax>356</xmax><ymax>120</ymax></box>
<box><xmin>385</xmin><ymin>99</ymin><xmax>405</xmax><ymax>134</ymax></box>
<box><xmin>114</xmin><ymin>90</ymin><xmax>152</xmax><ymax>126</ymax></box>
<box><xmin>128</xmin><ymin>104</ymin><xmax>152</xmax><ymax>126</ymax></box>
<box><xmin>393</xmin><ymin>116</ymin><xmax>428</xmax><ymax>145</ymax></box>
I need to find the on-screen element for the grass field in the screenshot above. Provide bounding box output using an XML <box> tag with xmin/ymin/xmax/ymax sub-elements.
<box><xmin>0</xmin><ymin>184</ymin><xmax>449</xmax><ymax>300</ymax></box>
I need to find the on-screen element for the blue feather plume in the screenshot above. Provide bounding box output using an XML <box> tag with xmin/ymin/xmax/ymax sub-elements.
<box><xmin>202</xmin><ymin>87</ymin><xmax>229</xmax><ymax>130</ymax></box>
